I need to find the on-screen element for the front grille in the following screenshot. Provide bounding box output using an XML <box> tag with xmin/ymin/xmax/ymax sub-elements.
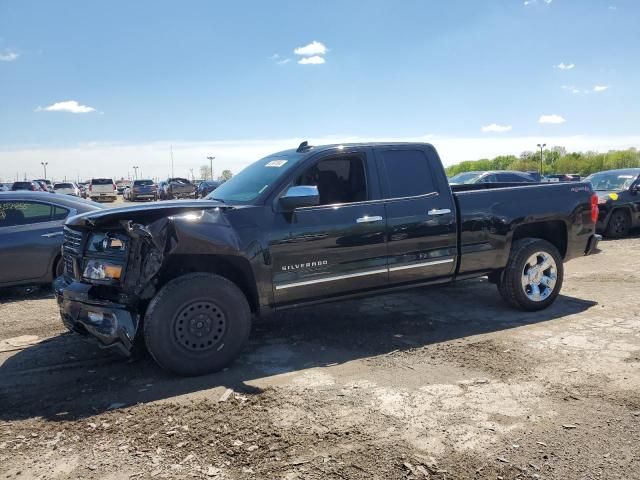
<box><xmin>63</xmin><ymin>227</ymin><xmax>83</xmax><ymax>254</ymax></box>
<box><xmin>63</xmin><ymin>227</ymin><xmax>83</xmax><ymax>278</ymax></box>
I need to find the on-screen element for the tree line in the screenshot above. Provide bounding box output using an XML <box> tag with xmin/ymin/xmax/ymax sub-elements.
<box><xmin>445</xmin><ymin>147</ymin><xmax>640</xmax><ymax>177</ymax></box>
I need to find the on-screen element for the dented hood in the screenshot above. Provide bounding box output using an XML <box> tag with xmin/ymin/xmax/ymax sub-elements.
<box><xmin>66</xmin><ymin>200</ymin><xmax>227</xmax><ymax>228</ymax></box>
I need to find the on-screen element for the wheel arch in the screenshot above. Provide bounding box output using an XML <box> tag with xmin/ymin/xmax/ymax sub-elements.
<box><xmin>156</xmin><ymin>254</ymin><xmax>259</xmax><ymax>313</ymax></box>
<box><xmin>511</xmin><ymin>220</ymin><xmax>568</xmax><ymax>259</ymax></box>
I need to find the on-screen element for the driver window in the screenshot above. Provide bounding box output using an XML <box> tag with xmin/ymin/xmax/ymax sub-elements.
<box><xmin>295</xmin><ymin>156</ymin><xmax>367</xmax><ymax>205</ymax></box>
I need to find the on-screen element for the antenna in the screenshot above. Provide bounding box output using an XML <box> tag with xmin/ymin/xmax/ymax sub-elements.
<box><xmin>296</xmin><ymin>141</ymin><xmax>311</xmax><ymax>152</ymax></box>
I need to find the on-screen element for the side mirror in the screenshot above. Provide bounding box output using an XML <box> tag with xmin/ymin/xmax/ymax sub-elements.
<box><xmin>279</xmin><ymin>185</ymin><xmax>319</xmax><ymax>211</ymax></box>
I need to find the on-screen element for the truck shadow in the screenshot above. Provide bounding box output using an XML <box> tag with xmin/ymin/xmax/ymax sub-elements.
<box><xmin>0</xmin><ymin>278</ymin><xmax>597</xmax><ymax>422</ymax></box>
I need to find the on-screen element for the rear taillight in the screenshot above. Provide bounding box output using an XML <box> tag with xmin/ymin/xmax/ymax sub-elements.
<box><xmin>89</xmin><ymin>184</ymin><xmax>92</xmax><ymax>191</ymax></box>
<box><xmin>113</xmin><ymin>183</ymin><xmax>117</xmax><ymax>190</ymax></box>
<box><xmin>590</xmin><ymin>193</ymin><xmax>599</xmax><ymax>223</ymax></box>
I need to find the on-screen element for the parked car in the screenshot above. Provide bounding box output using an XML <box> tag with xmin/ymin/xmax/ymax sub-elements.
<box><xmin>53</xmin><ymin>182</ymin><xmax>81</xmax><ymax>196</ymax></box>
<box><xmin>11</xmin><ymin>181</ymin><xmax>41</xmax><ymax>191</ymax></box>
<box><xmin>88</xmin><ymin>178</ymin><xmax>117</xmax><ymax>202</ymax></box>
<box><xmin>0</xmin><ymin>183</ymin><xmax>11</xmax><ymax>192</ymax></box>
<box><xmin>196</xmin><ymin>180</ymin><xmax>221</xmax><ymax>198</ymax></box>
<box><xmin>162</xmin><ymin>177</ymin><xmax>197</xmax><ymax>199</ymax></box>
<box><xmin>116</xmin><ymin>180</ymin><xmax>131</xmax><ymax>195</ymax></box>
<box><xmin>448</xmin><ymin>170</ymin><xmax>536</xmax><ymax>185</ymax></box>
<box><xmin>33</xmin><ymin>179</ymin><xmax>54</xmax><ymax>192</ymax></box>
<box><xmin>157</xmin><ymin>181</ymin><xmax>168</xmax><ymax>200</ymax></box>
<box><xmin>0</xmin><ymin>192</ymin><xmax>103</xmax><ymax>288</ymax></box>
<box><xmin>126</xmin><ymin>179</ymin><xmax>158</xmax><ymax>201</ymax></box>
<box><xmin>585</xmin><ymin>168</ymin><xmax>640</xmax><ymax>238</ymax></box>
<box><xmin>543</xmin><ymin>174</ymin><xmax>581</xmax><ymax>183</ymax></box>
<box><xmin>56</xmin><ymin>141</ymin><xmax>600</xmax><ymax>376</ymax></box>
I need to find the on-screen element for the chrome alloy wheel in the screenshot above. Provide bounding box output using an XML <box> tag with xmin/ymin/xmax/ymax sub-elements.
<box><xmin>521</xmin><ymin>251</ymin><xmax>557</xmax><ymax>302</ymax></box>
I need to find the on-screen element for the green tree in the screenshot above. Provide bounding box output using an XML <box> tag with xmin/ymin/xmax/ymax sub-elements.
<box><xmin>200</xmin><ymin>164</ymin><xmax>212</xmax><ymax>180</ymax></box>
<box><xmin>218</xmin><ymin>169</ymin><xmax>233</xmax><ymax>182</ymax></box>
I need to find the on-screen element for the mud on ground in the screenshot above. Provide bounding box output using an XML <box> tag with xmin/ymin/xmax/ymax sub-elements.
<box><xmin>1</xmin><ymin>235</ymin><xmax>639</xmax><ymax>479</ymax></box>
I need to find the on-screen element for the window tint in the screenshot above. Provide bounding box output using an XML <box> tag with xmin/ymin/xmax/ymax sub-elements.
<box><xmin>295</xmin><ymin>156</ymin><xmax>368</xmax><ymax>205</ymax></box>
<box><xmin>133</xmin><ymin>180</ymin><xmax>154</xmax><ymax>186</ymax></box>
<box><xmin>91</xmin><ymin>178</ymin><xmax>113</xmax><ymax>185</ymax></box>
<box><xmin>380</xmin><ymin>150</ymin><xmax>436</xmax><ymax>198</ymax></box>
<box><xmin>0</xmin><ymin>201</ymin><xmax>53</xmax><ymax>227</ymax></box>
<box><xmin>53</xmin><ymin>206</ymin><xmax>70</xmax><ymax>220</ymax></box>
<box><xmin>54</xmin><ymin>183</ymin><xmax>74</xmax><ymax>189</ymax></box>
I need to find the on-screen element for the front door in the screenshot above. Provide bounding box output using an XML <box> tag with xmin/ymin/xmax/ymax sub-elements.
<box><xmin>375</xmin><ymin>146</ymin><xmax>458</xmax><ymax>285</ymax></box>
<box><xmin>270</xmin><ymin>149</ymin><xmax>388</xmax><ymax>305</ymax></box>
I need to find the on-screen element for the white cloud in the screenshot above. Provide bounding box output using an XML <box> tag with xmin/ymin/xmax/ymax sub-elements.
<box><xmin>293</xmin><ymin>41</ymin><xmax>327</xmax><ymax>57</ymax></box>
<box><xmin>481</xmin><ymin>123</ymin><xmax>512</xmax><ymax>133</ymax></box>
<box><xmin>277</xmin><ymin>58</ymin><xmax>291</xmax><ymax>65</ymax></box>
<box><xmin>555</xmin><ymin>62</ymin><xmax>575</xmax><ymax>70</ymax></box>
<box><xmin>538</xmin><ymin>114</ymin><xmax>566</xmax><ymax>124</ymax></box>
<box><xmin>562</xmin><ymin>85</ymin><xmax>583</xmax><ymax>94</ymax></box>
<box><xmin>298</xmin><ymin>55</ymin><xmax>325</xmax><ymax>65</ymax></box>
<box><xmin>269</xmin><ymin>53</ymin><xmax>279</xmax><ymax>60</ymax></box>
<box><xmin>3</xmin><ymin>134</ymin><xmax>639</xmax><ymax>181</ymax></box>
<box><xmin>36</xmin><ymin>100</ymin><xmax>97</xmax><ymax>114</ymax></box>
<box><xmin>0</xmin><ymin>50</ymin><xmax>19</xmax><ymax>62</ymax></box>
<box><xmin>593</xmin><ymin>85</ymin><xmax>609</xmax><ymax>92</ymax></box>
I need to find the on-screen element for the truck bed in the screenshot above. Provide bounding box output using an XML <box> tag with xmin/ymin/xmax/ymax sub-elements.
<box><xmin>451</xmin><ymin>182</ymin><xmax>595</xmax><ymax>277</ymax></box>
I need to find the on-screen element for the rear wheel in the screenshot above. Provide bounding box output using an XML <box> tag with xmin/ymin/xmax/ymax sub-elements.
<box><xmin>53</xmin><ymin>256</ymin><xmax>64</xmax><ymax>278</ymax></box>
<box><xmin>605</xmin><ymin>209</ymin><xmax>630</xmax><ymax>238</ymax></box>
<box><xmin>143</xmin><ymin>273</ymin><xmax>251</xmax><ymax>376</ymax></box>
<box><xmin>498</xmin><ymin>238</ymin><xmax>563</xmax><ymax>311</ymax></box>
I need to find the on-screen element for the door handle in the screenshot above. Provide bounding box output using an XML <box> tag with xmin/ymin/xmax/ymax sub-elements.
<box><xmin>356</xmin><ymin>215</ymin><xmax>383</xmax><ymax>224</ymax></box>
<box><xmin>41</xmin><ymin>231</ymin><xmax>63</xmax><ymax>238</ymax></box>
<box><xmin>427</xmin><ymin>208</ymin><xmax>451</xmax><ymax>216</ymax></box>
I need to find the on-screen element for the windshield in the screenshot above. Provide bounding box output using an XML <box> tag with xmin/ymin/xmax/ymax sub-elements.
<box><xmin>206</xmin><ymin>153</ymin><xmax>304</xmax><ymax>204</ymax></box>
<box><xmin>449</xmin><ymin>172</ymin><xmax>482</xmax><ymax>184</ymax></box>
<box><xmin>585</xmin><ymin>171</ymin><xmax>639</xmax><ymax>191</ymax></box>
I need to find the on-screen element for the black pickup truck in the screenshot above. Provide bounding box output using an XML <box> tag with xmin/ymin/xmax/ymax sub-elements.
<box><xmin>55</xmin><ymin>142</ymin><xmax>601</xmax><ymax>375</ymax></box>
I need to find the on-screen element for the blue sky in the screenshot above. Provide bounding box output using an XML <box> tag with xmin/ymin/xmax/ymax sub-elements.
<box><xmin>0</xmin><ymin>0</ymin><xmax>639</xmax><ymax>180</ymax></box>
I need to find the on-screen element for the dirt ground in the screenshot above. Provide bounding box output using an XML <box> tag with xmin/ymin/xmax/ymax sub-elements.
<box><xmin>1</xmin><ymin>233</ymin><xmax>639</xmax><ymax>479</ymax></box>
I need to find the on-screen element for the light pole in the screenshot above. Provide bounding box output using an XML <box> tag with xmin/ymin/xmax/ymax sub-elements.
<box><xmin>41</xmin><ymin>161</ymin><xmax>48</xmax><ymax>180</ymax></box>
<box><xmin>536</xmin><ymin>143</ymin><xmax>546</xmax><ymax>176</ymax></box>
<box><xmin>207</xmin><ymin>156</ymin><xmax>215</xmax><ymax>180</ymax></box>
<box><xmin>133</xmin><ymin>166</ymin><xmax>139</xmax><ymax>179</ymax></box>
<box><xmin>189</xmin><ymin>168</ymin><xmax>194</xmax><ymax>182</ymax></box>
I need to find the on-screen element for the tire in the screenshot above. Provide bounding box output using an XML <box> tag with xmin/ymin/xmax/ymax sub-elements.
<box><xmin>604</xmin><ymin>209</ymin><xmax>630</xmax><ymax>238</ymax></box>
<box><xmin>53</xmin><ymin>256</ymin><xmax>64</xmax><ymax>278</ymax></box>
<box><xmin>143</xmin><ymin>273</ymin><xmax>251</xmax><ymax>376</ymax></box>
<box><xmin>498</xmin><ymin>238</ymin><xmax>563</xmax><ymax>311</ymax></box>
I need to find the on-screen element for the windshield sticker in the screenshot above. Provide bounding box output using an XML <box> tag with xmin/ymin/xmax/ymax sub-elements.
<box><xmin>618</xmin><ymin>175</ymin><xmax>633</xmax><ymax>179</ymax></box>
<box><xmin>265</xmin><ymin>160</ymin><xmax>288</xmax><ymax>168</ymax></box>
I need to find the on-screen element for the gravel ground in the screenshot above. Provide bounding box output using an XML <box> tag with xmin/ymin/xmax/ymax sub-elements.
<box><xmin>0</xmin><ymin>234</ymin><xmax>638</xmax><ymax>479</ymax></box>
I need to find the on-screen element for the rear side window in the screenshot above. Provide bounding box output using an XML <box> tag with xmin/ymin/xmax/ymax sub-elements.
<box><xmin>52</xmin><ymin>206</ymin><xmax>70</xmax><ymax>220</ymax></box>
<box><xmin>0</xmin><ymin>201</ymin><xmax>53</xmax><ymax>227</ymax></box>
<box><xmin>92</xmin><ymin>178</ymin><xmax>113</xmax><ymax>185</ymax></box>
<box><xmin>380</xmin><ymin>150</ymin><xmax>437</xmax><ymax>198</ymax></box>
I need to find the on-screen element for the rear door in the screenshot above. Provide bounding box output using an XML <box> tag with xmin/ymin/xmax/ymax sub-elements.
<box><xmin>375</xmin><ymin>146</ymin><xmax>457</xmax><ymax>285</ymax></box>
<box><xmin>270</xmin><ymin>147</ymin><xmax>388</xmax><ymax>305</ymax></box>
<box><xmin>0</xmin><ymin>201</ymin><xmax>71</xmax><ymax>284</ymax></box>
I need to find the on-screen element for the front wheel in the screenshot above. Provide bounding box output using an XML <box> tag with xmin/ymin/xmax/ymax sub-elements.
<box><xmin>498</xmin><ymin>238</ymin><xmax>563</xmax><ymax>311</ymax></box>
<box><xmin>604</xmin><ymin>210</ymin><xmax>630</xmax><ymax>238</ymax></box>
<box><xmin>143</xmin><ymin>273</ymin><xmax>252</xmax><ymax>376</ymax></box>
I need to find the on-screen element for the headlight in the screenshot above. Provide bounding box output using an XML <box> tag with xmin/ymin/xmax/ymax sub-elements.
<box><xmin>83</xmin><ymin>259</ymin><xmax>123</xmax><ymax>281</ymax></box>
<box><xmin>87</xmin><ymin>232</ymin><xmax>128</xmax><ymax>253</ymax></box>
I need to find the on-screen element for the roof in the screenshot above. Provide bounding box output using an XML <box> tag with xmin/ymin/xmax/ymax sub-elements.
<box><xmin>268</xmin><ymin>142</ymin><xmax>437</xmax><ymax>158</ymax></box>
<box><xmin>0</xmin><ymin>191</ymin><xmax>104</xmax><ymax>212</ymax></box>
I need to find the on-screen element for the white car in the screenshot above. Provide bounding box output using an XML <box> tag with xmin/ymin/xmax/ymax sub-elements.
<box><xmin>53</xmin><ymin>182</ymin><xmax>80</xmax><ymax>196</ymax></box>
<box><xmin>88</xmin><ymin>178</ymin><xmax>117</xmax><ymax>202</ymax></box>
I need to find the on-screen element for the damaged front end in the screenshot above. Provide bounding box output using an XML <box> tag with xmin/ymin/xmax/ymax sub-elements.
<box><xmin>55</xmin><ymin>201</ymin><xmax>225</xmax><ymax>355</ymax></box>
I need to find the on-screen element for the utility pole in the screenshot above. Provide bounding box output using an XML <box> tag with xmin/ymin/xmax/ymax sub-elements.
<box><xmin>170</xmin><ymin>145</ymin><xmax>175</xmax><ymax>178</ymax></box>
<box><xmin>536</xmin><ymin>143</ymin><xmax>546</xmax><ymax>176</ymax></box>
<box><xmin>133</xmin><ymin>166</ymin><xmax>139</xmax><ymax>179</ymax></box>
<box><xmin>41</xmin><ymin>161</ymin><xmax>48</xmax><ymax>180</ymax></box>
<box><xmin>207</xmin><ymin>156</ymin><xmax>215</xmax><ymax>180</ymax></box>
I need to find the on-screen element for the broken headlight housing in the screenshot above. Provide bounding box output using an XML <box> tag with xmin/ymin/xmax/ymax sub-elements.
<box><xmin>83</xmin><ymin>232</ymin><xmax>129</xmax><ymax>282</ymax></box>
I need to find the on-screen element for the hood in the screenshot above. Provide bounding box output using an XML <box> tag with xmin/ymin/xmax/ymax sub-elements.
<box><xmin>66</xmin><ymin>200</ymin><xmax>228</xmax><ymax>228</ymax></box>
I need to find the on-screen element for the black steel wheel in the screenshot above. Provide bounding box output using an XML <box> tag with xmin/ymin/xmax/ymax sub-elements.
<box><xmin>144</xmin><ymin>273</ymin><xmax>251</xmax><ymax>376</ymax></box>
<box><xmin>605</xmin><ymin>210</ymin><xmax>630</xmax><ymax>238</ymax></box>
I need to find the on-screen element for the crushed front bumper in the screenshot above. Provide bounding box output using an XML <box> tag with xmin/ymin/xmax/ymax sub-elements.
<box><xmin>585</xmin><ymin>234</ymin><xmax>602</xmax><ymax>256</ymax></box>
<box><xmin>54</xmin><ymin>276</ymin><xmax>139</xmax><ymax>356</ymax></box>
